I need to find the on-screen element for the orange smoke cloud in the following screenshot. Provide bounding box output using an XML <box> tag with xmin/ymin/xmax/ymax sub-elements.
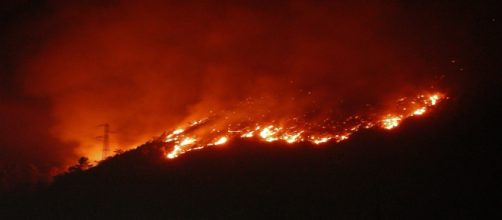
<box><xmin>1</xmin><ymin>0</ymin><xmax>465</xmax><ymax>176</ymax></box>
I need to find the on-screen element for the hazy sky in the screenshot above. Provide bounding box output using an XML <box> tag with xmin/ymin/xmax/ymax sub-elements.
<box><xmin>0</xmin><ymin>0</ymin><xmax>477</xmax><ymax>188</ymax></box>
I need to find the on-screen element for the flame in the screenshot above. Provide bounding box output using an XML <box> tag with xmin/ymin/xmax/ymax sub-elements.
<box><xmin>241</xmin><ymin>131</ymin><xmax>254</xmax><ymax>138</ymax></box>
<box><xmin>172</xmin><ymin>128</ymin><xmax>184</xmax><ymax>135</ymax></box>
<box><xmin>213</xmin><ymin>136</ymin><xmax>228</xmax><ymax>146</ymax></box>
<box><xmin>429</xmin><ymin>94</ymin><xmax>440</xmax><ymax>105</ymax></box>
<box><xmin>282</xmin><ymin>132</ymin><xmax>303</xmax><ymax>143</ymax></box>
<box><xmin>179</xmin><ymin>137</ymin><xmax>196</xmax><ymax>146</ymax></box>
<box><xmin>162</xmin><ymin>92</ymin><xmax>446</xmax><ymax>159</ymax></box>
<box><xmin>166</xmin><ymin>147</ymin><xmax>180</xmax><ymax>159</ymax></box>
<box><xmin>259</xmin><ymin>126</ymin><xmax>281</xmax><ymax>142</ymax></box>
<box><xmin>311</xmin><ymin>136</ymin><xmax>332</xmax><ymax>144</ymax></box>
<box><xmin>381</xmin><ymin>115</ymin><xmax>402</xmax><ymax>130</ymax></box>
<box><xmin>412</xmin><ymin>107</ymin><xmax>427</xmax><ymax>116</ymax></box>
<box><xmin>167</xmin><ymin>137</ymin><xmax>196</xmax><ymax>159</ymax></box>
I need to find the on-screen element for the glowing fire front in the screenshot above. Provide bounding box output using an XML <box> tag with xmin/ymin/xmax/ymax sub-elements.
<box><xmin>382</xmin><ymin>115</ymin><xmax>402</xmax><ymax>130</ymax></box>
<box><xmin>162</xmin><ymin>92</ymin><xmax>445</xmax><ymax>159</ymax></box>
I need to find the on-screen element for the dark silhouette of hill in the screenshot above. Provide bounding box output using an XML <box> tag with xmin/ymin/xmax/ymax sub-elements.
<box><xmin>0</xmin><ymin>1</ymin><xmax>499</xmax><ymax>219</ymax></box>
<box><xmin>1</xmin><ymin>92</ymin><xmax>500</xmax><ymax>219</ymax></box>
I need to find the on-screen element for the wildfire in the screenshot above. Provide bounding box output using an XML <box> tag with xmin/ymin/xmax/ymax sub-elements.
<box><xmin>241</xmin><ymin>131</ymin><xmax>254</xmax><ymax>138</ymax></box>
<box><xmin>429</xmin><ymin>95</ymin><xmax>440</xmax><ymax>105</ymax></box>
<box><xmin>162</xmin><ymin>92</ymin><xmax>445</xmax><ymax>159</ymax></box>
<box><xmin>412</xmin><ymin>107</ymin><xmax>427</xmax><ymax>116</ymax></box>
<box><xmin>311</xmin><ymin>136</ymin><xmax>332</xmax><ymax>145</ymax></box>
<box><xmin>166</xmin><ymin>137</ymin><xmax>196</xmax><ymax>159</ymax></box>
<box><xmin>282</xmin><ymin>132</ymin><xmax>303</xmax><ymax>143</ymax></box>
<box><xmin>172</xmin><ymin>128</ymin><xmax>184</xmax><ymax>135</ymax></box>
<box><xmin>381</xmin><ymin>115</ymin><xmax>402</xmax><ymax>130</ymax></box>
<box><xmin>213</xmin><ymin>136</ymin><xmax>228</xmax><ymax>146</ymax></box>
<box><xmin>179</xmin><ymin>137</ymin><xmax>196</xmax><ymax>146</ymax></box>
<box><xmin>259</xmin><ymin>126</ymin><xmax>281</xmax><ymax>142</ymax></box>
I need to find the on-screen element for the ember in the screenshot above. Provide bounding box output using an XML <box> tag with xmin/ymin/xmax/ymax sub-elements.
<box><xmin>163</xmin><ymin>93</ymin><xmax>446</xmax><ymax>159</ymax></box>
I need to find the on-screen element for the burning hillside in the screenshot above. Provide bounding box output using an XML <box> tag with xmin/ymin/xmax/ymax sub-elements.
<box><xmin>161</xmin><ymin>92</ymin><xmax>446</xmax><ymax>159</ymax></box>
<box><xmin>1</xmin><ymin>0</ymin><xmax>498</xmax><ymax>219</ymax></box>
<box><xmin>1</xmin><ymin>0</ymin><xmax>473</xmax><ymax>182</ymax></box>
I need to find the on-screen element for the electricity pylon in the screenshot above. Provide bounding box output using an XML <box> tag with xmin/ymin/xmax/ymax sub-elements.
<box><xmin>97</xmin><ymin>123</ymin><xmax>110</xmax><ymax>160</ymax></box>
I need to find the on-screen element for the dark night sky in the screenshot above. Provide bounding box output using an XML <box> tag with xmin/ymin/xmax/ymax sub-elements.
<box><xmin>0</xmin><ymin>0</ymin><xmax>500</xmax><ymax>196</ymax></box>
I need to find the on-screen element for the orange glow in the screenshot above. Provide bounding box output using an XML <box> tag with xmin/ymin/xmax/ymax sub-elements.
<box><xmin>11</xmin><ymin>1</ymin><xmax>460</xmax><ymax>172</ymax></box>
<box><xmin>259</xmin><ymin>126</ymin><xmax>281</xmax><ymax>142</ymax></box>
<box><xmin>166</xmin><ymin>137</ymin><xmax>196</xmax><ymax>159</ymax></box>
<box><xmin>381</xmin><ymin>115</ymin><xmax>402</xmax><ymax>130</ymax></box>
<box><xmin>338</xmin><ymin>135</ymin><xmax>349</xmax><ymax>141</ymax></box>
<box><xmin>429</xmin><ymin>95</ymin><xmax>440</xmax><ymax>105</ymax></box>
<box><xmin>163</xmin><ymin>91</ymin><xmax>446</xmax><ymax>159</ymax></box>
<box><xmin>213</xmin><ymin>136</ymin><xmax>228</xmax><ymax>145</ymax></box>
<box><xmin>282</xmin><ymin>132</ymin><xmax>303</xmax><ymax>143</ymax></box>
<box><xmin>412</xmin><ymin>107</ymin><xmax>427</xmax><ymax>116</ymax></box>
<box><xmin>172</xmin><ymin>128</ymin><xmax>184</xmax><ymax>135</ymax></box>
<box><xmin>241</xmin><ymin>131</ymin><xmax>254</xmax><ymax>138</ymax></box>
<box><xmin>179</xmin><ymin>137</ymin><xmax>196</xmax><ymax>146</ymax></box>
<box><xmin>167</xmin><ymin>145</ymin><xmax>181</xmax><ymax>159</ymax></box>
<box><xmin>311</xmin><ymin>137</ymin><xmax>332</xmax><ymax>145</ymax></box>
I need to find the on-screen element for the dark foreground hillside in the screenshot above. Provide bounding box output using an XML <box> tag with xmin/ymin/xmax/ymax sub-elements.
<box><xmin>1</xmin><ymin>93</ymin><xmax>500</xmax><ymax>219</ymax></box>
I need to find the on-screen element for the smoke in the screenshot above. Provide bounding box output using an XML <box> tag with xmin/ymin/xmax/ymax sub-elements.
<box><xmin>1</xmin><ymin>0</ymin><xmax>469</xmax><ymax>186</ymax></box>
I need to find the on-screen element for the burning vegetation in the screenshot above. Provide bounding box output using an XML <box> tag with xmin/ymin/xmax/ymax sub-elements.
<box><xmin>3</xmin><ymin>0</ymin><xmax>461</xmax><ymax>168</ymax></box>
<box><xmin>162</xmin><ymin>92</ymin><xmax>445</xmax><ymax>159</ymax></box>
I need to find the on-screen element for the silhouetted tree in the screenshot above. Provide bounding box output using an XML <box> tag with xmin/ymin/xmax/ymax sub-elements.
<box><xmin>68</xmin><ymin>157</ymin><xmax>92</xmax><ymax>173</ymax></box>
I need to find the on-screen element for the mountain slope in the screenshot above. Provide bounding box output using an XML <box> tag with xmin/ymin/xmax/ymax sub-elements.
<box><xmin>2</xmin><ymin>95</ymin><xmax>499</xmax><ymax>219</ymax></box>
